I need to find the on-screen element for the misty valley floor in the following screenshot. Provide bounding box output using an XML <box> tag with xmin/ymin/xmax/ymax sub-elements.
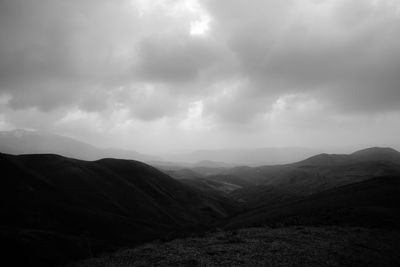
<box><xmin>68</xmin><ymin>226</ymin><xmax>400</xmax><ymax>267</ymax></box>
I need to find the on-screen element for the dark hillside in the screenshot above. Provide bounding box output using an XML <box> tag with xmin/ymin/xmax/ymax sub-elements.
<box><xmin>205</xmin><ymin>174</ymin><xmax>253</xmax><ymax>187</ymax></box>
<box><xmin>229</xmin><ymin>185</ymin><xmax>298</xmax><ymax>209</ymax></box>
<box><xmin>226</xmin><ymin>175</ymin><xmax>400</xmax><ymax>230</ymax></box>
<box><xmin>0</xmin><ymin>153</ymin><xmax>239</xmax><ymax>266</ymax></box>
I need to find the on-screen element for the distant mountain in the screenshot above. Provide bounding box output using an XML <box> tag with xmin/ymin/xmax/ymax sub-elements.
<box><xmin>294</xmin><ymin>153</ymin><xmax>350</xmax><ymax>166</ymax></box>
<box><xmin>220</xmin><ymin>147</ymin><xmax>400</xmax><ymax>195</ymax></box>
<box><xmin>192</xmin><ymin>160</ymin><xmax>234</xmax><ymax>168</ymax></box>
<box><xmin>161</xmin><ymin>147</ymin><xmax>400</xmax><ymax>210</ymax></box>
<box><xmin>0</xmin><ymin>129</ymin><xmax>158</xmax><ymax>162</ymax></box>
<box><xmin>165</xmin><ymin>147</ymin><xmax>321</xmax><ymax>166</ymax></box>
<box><xmin>295</xmin><ymin>147</ymin><xmax>400</xmax><ymax>167</ymax></box>
<box><xmin>0</xmin><ymin>152</ymin><xmax>239</xmax><ymax>266</ymax></box>
<box><xmin>351</xmin><ymin>147</ymin><xmax>400</xmax><ymax>164</ymax></box>
<box><xmin>226</xmin><ymin>175</ymin><xmax>400</xmax><ymax>230</ymax></box>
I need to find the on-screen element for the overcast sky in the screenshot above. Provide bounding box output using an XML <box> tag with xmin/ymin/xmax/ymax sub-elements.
<box><xmin>0</xmin><ymin>0</ymin><xmax>399</xmax><ymax>154</ymax></box>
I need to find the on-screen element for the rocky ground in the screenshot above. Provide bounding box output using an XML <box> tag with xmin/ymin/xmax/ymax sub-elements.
<box><xmin>67</xmin><ymin>226</ymin><xmax>400</xmax><ymax>266</ymax></box>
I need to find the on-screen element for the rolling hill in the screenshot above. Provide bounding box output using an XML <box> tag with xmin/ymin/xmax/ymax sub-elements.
<box><xmin>3</xmin><ymin>146</ymin><xmax>400</xmax><ymax>266</ymax></box>
<box><xmin>0</xmin><ymin>152</ymin><xmax>240</xmax><ymax>266</ymax></box>
<box><xmin>66</xmin><ymin>174</ymin><xmax>400</xmax><ymax>266</ymax></box>
<box><xmin>221</xmin><ymin>147</ymin><xmax>400</xmax><ymax>196</ymax></box>
<box><xmin>226</xmin><ymin>175</ymin><xmax>400</xmax><ymax>230</ymax></box>
<box><xmin>294</xmin><ymin>147</ymin><xmax>400</xmax><ymax>167</ymax></box>
<box><xmin>162</xmin><ymin>147</ymin><xmax>400</xmax><ymax>212</ymax></box>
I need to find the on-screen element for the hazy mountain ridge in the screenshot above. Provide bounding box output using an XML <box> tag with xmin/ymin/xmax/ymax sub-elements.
<box><xmin>165</xmin><ymin>147</ymin><xmax>321</xmax><ymax>166</ymax></box>
<box><xmin>216</xmin><ymin>147</ymin><xmax>400</xmax><ymax>196</ymax></box>
<box><xmin>295</xmin><ymin>147</ymin><xmax>400</xmax><ymax>166</ymax></box>
<box><xmin>158</xmin><ymin>147</ymin><xmax>400</xmax><ymax>211</ymax></box>
<box><xmin>0</xmin><ymin>129</ymin><xmax>158</xmax><ymax>162</ymax></box>
<box><xmin>0</xmin><ymin>129</ymin><xmax>324</xmax><ymax>168</ymax></box>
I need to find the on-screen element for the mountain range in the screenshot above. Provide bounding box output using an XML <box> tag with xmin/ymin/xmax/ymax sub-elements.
<box><xmin>0</xmin><ymin>129</ymin><xmax>326</xmax><ymax>166</ymax></box>
<box><xmin>0</xmin><ymin>129</ymin><xmax>158</xmax><ymax>162</ymax></box>
<box><xmin>164</xmin><ymin>147</ymin><xmax>322</xmax><ymax>166</ymax></box>
<box><xmin>2</xmin><ymin>141</ymin><xmax>400</xmax><ymax>266</ymax></box>
<box><xmin>214</xmin><ymin>147</ymin><xmax>400</xmax><ymax>195</ymax></box>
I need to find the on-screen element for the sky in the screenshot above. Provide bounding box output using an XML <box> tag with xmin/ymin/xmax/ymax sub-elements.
<box><xmin>0</xmin><ymin>0</ymin><xmax>400</xmax><ymax>154</ymax></box>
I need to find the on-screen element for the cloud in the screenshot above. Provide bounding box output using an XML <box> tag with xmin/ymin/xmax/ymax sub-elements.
<box><xmin>135</xmin><ymin>36</ymin><xmax>217</xmax><ymax>82</ymax></box>
<box><xmin>203</xmin><ymin>0</ymin><xmax>400</xmax><ymax>113</ymax></box>
<box><xmin>0</xmin><ymin>0</ymin><xmax>140</xmax><ymax>111</ymax></box>
<box><xmin>0</xmin><ymin>0</ymin><xmax>400</xmax><ymax>152</ymax></box>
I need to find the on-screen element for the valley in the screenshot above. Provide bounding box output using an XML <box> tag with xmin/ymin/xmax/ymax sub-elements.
<box><xmin>2</xmin><ymin>146</ymin><xmax>400</xmax><ymax>266</ymax></box>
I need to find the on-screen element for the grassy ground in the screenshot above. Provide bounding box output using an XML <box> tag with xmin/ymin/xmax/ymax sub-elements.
<box><xmin>67</xmin><ymin>226</ymin><xmax>400</xmax><ymax>266</ymax></box>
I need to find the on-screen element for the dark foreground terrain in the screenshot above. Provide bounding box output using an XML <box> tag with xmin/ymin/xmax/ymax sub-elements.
<box><xmin>2</xmin><ymin>147</ymin><xmax>400</xmax><ymax>266</ymax></box>
<box><xmin>0</xmin><ymin>152</ymin><xmax>239</xmax><ymax>266</ymax></box>
<box><xmin>68</xmin><ymin>226</ymin><xmax>400</xmax><ymax>267</ymax></box>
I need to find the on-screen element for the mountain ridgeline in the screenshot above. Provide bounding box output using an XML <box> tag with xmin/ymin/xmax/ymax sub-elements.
<box><xmin>0</xmin><ymin>129</ymin><xmax>158</xmax><ymax>162</ymax></box>
<box><xmin>215</xmin><ymin>147</ymin><xmax>400</xmax><ymax>196</ymax></box>
<box><xmin>2</xmin><ymin>146</ymin><xmax>400</xmax><ymax>266</ymax></box>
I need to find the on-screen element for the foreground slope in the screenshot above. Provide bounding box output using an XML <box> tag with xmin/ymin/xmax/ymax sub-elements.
<box><xmin>0</xmin><ymin>153</ymin><xmax>239</xmax><ymax>266</ymax></box>
<box><xmin>68</xmin><ymin>226</ymin><xmax>400</xmax><ymax>267</ymax></box>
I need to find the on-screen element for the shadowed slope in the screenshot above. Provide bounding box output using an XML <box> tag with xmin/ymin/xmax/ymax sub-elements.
<box><xmin>226</xmin><ymin>175</ymin><xmax>400</xmax><ymax>230</ymax></box>
<box><xmin>229</xmin><ymin>185</ymin><xmax>299</xmax><ymax>209</ymax></box>
<box><xmin>0</xmin><ymin>153</ymin><xmax>239</xmax><ymax>266</ymax></box>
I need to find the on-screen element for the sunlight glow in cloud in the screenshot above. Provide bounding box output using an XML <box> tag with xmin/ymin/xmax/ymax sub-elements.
<box><xmin>180</xmin><ymin>100</ymin><xmax>206</xmax><ymax>130</ymax></box>
<box><xmin>190</xmin><ymin>14</ymin><xmax>211</xmax><ymax>35</ymax></box>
